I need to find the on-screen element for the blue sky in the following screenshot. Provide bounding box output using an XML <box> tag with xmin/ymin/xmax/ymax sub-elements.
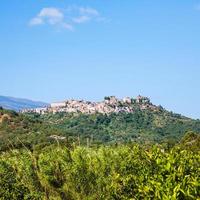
<box><xmin>0</xmin><ymin>0</ymin><xmax>200</xmax><ymax>119</ymax></box>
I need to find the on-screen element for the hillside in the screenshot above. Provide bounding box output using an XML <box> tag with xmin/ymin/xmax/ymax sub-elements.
<box><xmin>0</xmin><ymin>105</ymin><xmax>200</xmax><ymax>199</ymax></box>
<box><xmin>24</xmin><ymin>95</ymin><xmax>200</xmax><ymax>146</ymax></box>
<box><xmin>0</xmin><ymin>95</ymin><xmax>49</xmax><ymax>111</ymax></box>
<box><xmin>1</xmin><ymin>109</ymin><xmax>199</xmax><ymax>151</ymax></box>
<box><xmin>38</xmin><ymin>109</ymin><xmax>200</xmax><ymax>146</ymax></box>
<box><xmin>0</xmin><ymin>108</ymin><xmax>62</xmax><ymax>151</ymax></box>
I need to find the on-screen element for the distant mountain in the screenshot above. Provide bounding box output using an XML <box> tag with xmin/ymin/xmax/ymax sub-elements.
<box><xmin>0</xmin><ymin>95</ymin><xmax>49</xmax><ymax>111</ymax></box>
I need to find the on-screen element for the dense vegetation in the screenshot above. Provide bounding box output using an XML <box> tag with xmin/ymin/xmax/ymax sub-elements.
<box><xmin>0</xmin><ymin>107</ymin><xmax>200</xmax><ymax>199</ymax></box>
<box><xmin>0</xmin><ymin>108</ymin><xmax>63</xmax><ymax>151</ymax></box>
<box><xmin>38</xmin><ymin>109</ymin><xmax>200</xmax><ymax>145</ymax></box>
<box><xmin>0</xmin><ymin>137</ymin><xmax>200</xmax><ymax>199</ymax></box>
<box><xmin>1</xmin><ymin>106</ymin><xmax>200</xmax><ymax>150</ymax></box>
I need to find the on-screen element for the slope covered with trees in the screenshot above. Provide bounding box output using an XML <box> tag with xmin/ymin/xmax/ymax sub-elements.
<box><xmin>0</xmin><ymin>107</ymin><xmax>62</xmax><ymax>151</ymax></box>
<box><xmin>0</xmin><ymin>107</ymin><xmax>200</xmax><ymax>199</ymax></box>
<box><xmin>1</xmin><ymin>106</ymin><xmax>200</xmax><ymax>150</ymax></box>
<box><xmin>38</xmin><ymin>109</ymin><xmax>200</xmax><ymax>146</ymax></box>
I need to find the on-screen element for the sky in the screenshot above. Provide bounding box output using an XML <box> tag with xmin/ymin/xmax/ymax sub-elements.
<box><xmin>0</xmin><ymin>0</ymin><xmax>200</xmax><ymax>119</ymax></box>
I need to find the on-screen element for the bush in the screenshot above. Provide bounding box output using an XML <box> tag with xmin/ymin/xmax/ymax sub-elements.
<box><xmin>0</xmin><ymin>143</ymin><xmax>199</xmax><ymax>199</ymax></box>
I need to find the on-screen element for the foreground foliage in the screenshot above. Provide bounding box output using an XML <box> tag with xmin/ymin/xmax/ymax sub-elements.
<box><xmin>0</xmin><ymin>141</ymin><xmax>199</xmax><ymax>200</ymax></box>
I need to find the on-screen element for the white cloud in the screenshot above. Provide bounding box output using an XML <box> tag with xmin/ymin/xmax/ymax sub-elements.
<box><xmin>38</xmin><ymin>8</ymin><xmax>64</xmax><ymax>24</ymax></box>
<box><xmin>79</xmin><ymin>7</ymin><xmax>99</xmax><ymax>16</ymax></box>
<box><xmin>29</xmin><ymin>7</ymin><xmax>72</xmax><ymax>30</ymax></box>
<box><xmin>61</xmin><ymin>23</ymin><xmax>74</xmax><ymax>31</ymax></box>
<box><xmin>30</xmin><ymin>17</ymin><xmax>43</xmax><ymax>25</ymax></box>
<box><xmin>29</xmin><ymin>6</ymin><xmax>106</xmax><ymax>31</ymax></box>
<box><xmin>39</xmin><ymin>8</ymin><xmax>63</xmax><ymax>18</ymax></box>
<box><xmin>73</xmin><ymin>16</ymin><xmax>91</xmax><ymax>24</ymax></box>
<box><xmin>73</xmin><ymin>7</ymin><xmax>100</xmax><ymax>24</ymax></box>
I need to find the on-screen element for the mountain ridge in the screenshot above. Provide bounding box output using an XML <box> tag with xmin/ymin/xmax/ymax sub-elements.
<box><xmin>0</xmin><ymin>95</ymin><xmax>49</xmax><ymax>111</ymax></box>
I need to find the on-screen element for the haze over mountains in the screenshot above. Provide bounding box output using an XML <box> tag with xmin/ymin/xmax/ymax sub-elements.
<box><xmin>0</xmin><ymin>95</ymin><xmax>49</xmax><ymax>111</ymax></box>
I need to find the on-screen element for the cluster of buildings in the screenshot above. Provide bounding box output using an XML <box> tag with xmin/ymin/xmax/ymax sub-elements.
<box><xmin>22</xmin><ymin>95</ymin><xmax>157</xmax><ymax>115</ymax></box>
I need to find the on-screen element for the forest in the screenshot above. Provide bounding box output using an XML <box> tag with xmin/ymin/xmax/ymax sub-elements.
<box><xmin>1</xmin><ymin>106</ymin><xmax>200</xmax><ymax>150</ymax></box>
<box><xmin>0</xmin><ymin>107</ymin><xmax>200</xmax><ymax>199</ymax></box>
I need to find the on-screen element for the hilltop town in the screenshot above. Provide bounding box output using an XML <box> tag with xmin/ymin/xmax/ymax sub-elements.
<box><xmin>22</xmin><ymin>95</ymin><xmax>161</xmax><ymax>115</ymax></box>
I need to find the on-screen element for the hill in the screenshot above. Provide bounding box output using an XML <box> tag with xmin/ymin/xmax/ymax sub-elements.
<box><xmin>38</xmin><ymin>109</ymin><xmax>200</xmax><ymax>146</ymax></box>
<box><xmin>1</xmin><ymin>109</ymin><xmax>199</xmax><ymax>151</ymax></box>
<box><xmin>0</xmin><ymin>95</ymin><xmax>49</xmax><ymax>111</ymax></box>
<box><xmin>0</xmin><ymin>107</ymin><xmax>62</xmax><ymax>151</ymax></box>
<box><xmin>23</xmin><ymin>95</ymin><xmax>200</xmax><ymax>146</ymax></box>
<box><xmin>1</xmin><ymin>106</ymin><xmax>200</xmax><ymax>199</ymax></box>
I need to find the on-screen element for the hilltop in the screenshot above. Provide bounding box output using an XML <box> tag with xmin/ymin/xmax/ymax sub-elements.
<box><xmin>1</xmin><ymin>93</ymin><xmax>198</xmax><ymax>150</ymax></box>
<box><xmin>22</xmin><ymin>95</ymin><xmax>161</xmax><ymax>115</ymax></box>
<box><xmin>0</xmin><ymin>95</ymin><xmax>200</xmax><ymax>150</ymax></box>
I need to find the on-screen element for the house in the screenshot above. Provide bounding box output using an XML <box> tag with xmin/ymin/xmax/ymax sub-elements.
<box><xmin>22</xmin><ymin>95</ymin><xmax>154</xmax><ymax>115</ymax></box>
<box><xmin>50</xmin><ymin>102</ymin><xmax>66</xmax><ymax>108</ymax></box>
<box><xmin>123</xmin><ymin>97</ymin><xmax>132</xmax><ymax>104</ymax></box>
<box><xmin>136</xmin><ymin>95</ymin><xmax>150</xmax><ymax>104</ymax></box>
<box><xmin>35</xmin><ymin>107</ymin><xmax>48</xmax><ymax>114</ymax></box>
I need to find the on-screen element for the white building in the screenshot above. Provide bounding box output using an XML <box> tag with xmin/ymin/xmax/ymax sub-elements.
<box><xmin>51</xmin><ymin>102</ymin><xmax>66</xmax><ymax>108</ymax></box>
<box><xmin>123</xmin><ymin>97</ymin><xmax>132</xmax><ymax>104</ymax></box>
<box><xmin>35</xmin><ymin>107</ymin><xmax>48</xmax><ymax>114</ymax></box>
